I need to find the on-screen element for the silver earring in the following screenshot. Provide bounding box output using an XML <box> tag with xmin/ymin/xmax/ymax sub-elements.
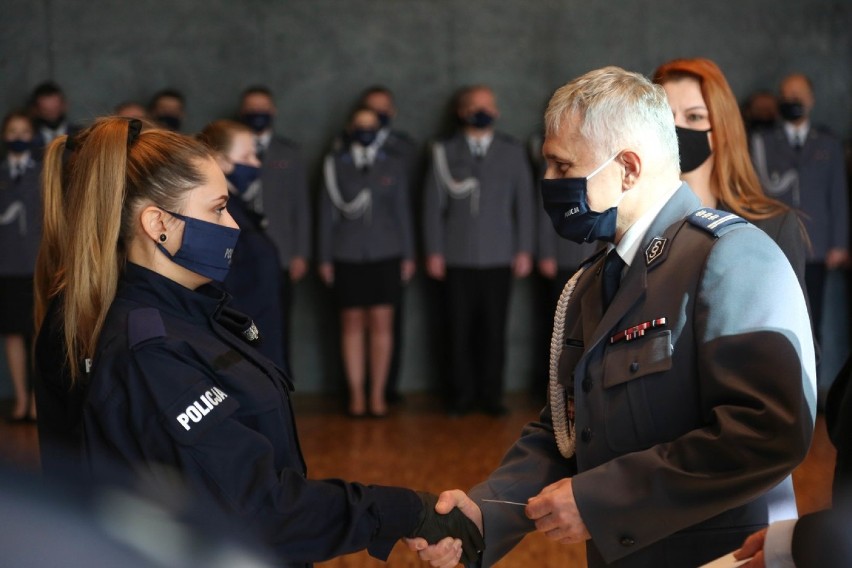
<box><xmin>159</xmin><ymin>234</ymin><xmax>168</xmax><ymax>243</ymax></box>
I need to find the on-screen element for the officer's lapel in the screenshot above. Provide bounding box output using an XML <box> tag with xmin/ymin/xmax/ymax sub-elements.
<box><xmin>585</xmin><ymin>258</ymin><xmax>646</xmax><ymax>351</ymax></box>
<box><xmin>582</xmin><ymin>184</ymin><xmax>700</xmax><ymax>354</ymax></box>
<box><xmin>580</xmin><ymin>254</ymin><xmax>607</xmax><ymax>347</ymax></box>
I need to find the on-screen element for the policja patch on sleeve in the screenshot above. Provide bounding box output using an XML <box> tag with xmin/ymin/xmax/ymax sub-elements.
<box><xmin>162</xmin><ymin>382</ymin><xmax>240</xmax><ymax>445</ymax></box>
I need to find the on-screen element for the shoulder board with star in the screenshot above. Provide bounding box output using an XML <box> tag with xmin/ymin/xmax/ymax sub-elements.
<box><xmin>685</xmin><ymin>208</ymin><xmax>747</xmax><ymax>237</ymax></box>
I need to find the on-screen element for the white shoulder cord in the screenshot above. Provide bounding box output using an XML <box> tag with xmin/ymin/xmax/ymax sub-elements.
<box><xmin>432</xmin><ymin>142</ymin><xmax>480</xmax><ymax>216</ymax></box>
<box><xmin>0</xmin><ymin>201</ymin><xmax>26</xmax><ymax>235</ymax></box>
<box><xmin>323</xmin><ymin>154</ymin><xmax>372</xmax><ymax>221</ymax></box>
<box><xmin>549</xmin><ymin>265</ymin><xmax>586</xmax><ymax>459</ymax></box>
<box><xmin>750</xmin><ymin>134</ymin><xmax>800</xmax><ymax>207</ymax></box>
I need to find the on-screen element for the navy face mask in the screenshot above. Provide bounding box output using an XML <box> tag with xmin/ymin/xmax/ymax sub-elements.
<box><xmin>156</xmin><ymin>210</ymin><xmax>241</xmax><ymax>282</ymax></box>
<box><xmin>779</xmin><ymin>100</ymin><xmax>806</xmax><ymax>122</ymax></box>
<box><xmin>466</xmin><ymin>110</ymin><xmax>495</xmax><ymax>129</ymax></box>
<box><xmin>376</xmin><ymin>112</ymin><xmax>392</xmax><ymax>129</ymax></box>
<box><xmin>352</xmin><ymin>128</ymin><xmax>378</xmax><ymax>147</ymax></box>
<box><xmin>5</xmin><ymin>139</ymin><xmax>32</xmax><ymax>154</ymax></box>
<box><xmin>540</xmin><ymin>153</ymin><xmax>620</xmax><ymax>244</ymax></box>
<box><xmin>675</xmin><ymin>126</ymin><xmax>712</xmax><ymax>173</ymax></box>
<box><xmin>226</xmin><ymin>163</ymin><xmax>261</xmax><ymax>195</ymax></box>
<box><xmin>241</xmin><ymin>112</ymin><xmax>273</xmax><ymax>133</ymax></box>
<box><xmin>155</xmin><ymin>114</ymin><xmax>182</xmax><ymax>131</ymax></box>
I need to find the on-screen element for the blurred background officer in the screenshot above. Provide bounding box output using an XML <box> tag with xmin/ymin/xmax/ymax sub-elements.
<box><xmin>358</xmin><ymin>85</ymin><xmax>420</xmax><ymax>405</ymax></box>
<box><xmin>198</xmin><ymin>119</ymin><xmax>286</xmax><ymax>369</ymax></box>
<box><xmin>423</xmin><ymin>85</ymin><xmax>534</xmax><ymax>416</ymax></box>
<box><xmin>0</xmin><ymin>111</ymin><xmax>42</xmax><ymax>423</ymax></box>
<box><xmin>237</xmin><ymin>86</ymin><xmax>310</xmax><ymax>375</ymax></box>
<box><xmin>113</xmin><ymin>101</ymin><xmax>149</xmax><ymax>120</ymax></box>
<box><xmin>318</xmin><ymin>107</ymin><xmax>415</xmax><ymax>417</ymax></box>
<box><xmin>27</xmin><ymin>81</ymin><xmax>81</xmax><ymax>153</ymax></box>
<box><xmin>751</xmin><ymin>73</ymin><xmax>850</xmax><ymax>345</ymax></box>
<box><xmin>148</xmin><ymin>88</ymin><xmax>186</xmax><ymax>131</ymax></box>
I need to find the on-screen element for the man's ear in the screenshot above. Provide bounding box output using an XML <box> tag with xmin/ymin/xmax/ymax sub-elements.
<box><xmin>620</xmin><ymin>150</ymin><xmax>641</xmax><ymax>189</ymax></box>
<box><xmin>139</xmin><ymin>205</ymin><xmax>168</xmax><ymax>243</ymax></box>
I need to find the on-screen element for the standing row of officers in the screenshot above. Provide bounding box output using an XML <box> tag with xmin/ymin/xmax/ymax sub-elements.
<box><xmin>2</xmin><ymin>68</ymin><xmax>848</xmax><ymax>422</ymax></box>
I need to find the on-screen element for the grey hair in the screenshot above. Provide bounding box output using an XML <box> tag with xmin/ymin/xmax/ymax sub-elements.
<box><xmin>544</xmin><ymin>66</ymin><xmax>679</xmax><ymax>165</ymax></box>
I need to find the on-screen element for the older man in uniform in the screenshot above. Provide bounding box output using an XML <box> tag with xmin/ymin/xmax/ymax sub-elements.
<box><xmin>410</xmin><ymin>67</ymin><xmax>816</xmax><ymax>567</ymax></box>
<box><xmin>423</xmin><ymin>85</ymin><xmax>535</xmax><ymax>416</ymax></box>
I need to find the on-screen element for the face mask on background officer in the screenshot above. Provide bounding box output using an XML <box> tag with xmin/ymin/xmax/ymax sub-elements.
<box><xmin>458</xmin><ymin>87</ymin><xmax>500</xmax><ymax>131</ymax></box>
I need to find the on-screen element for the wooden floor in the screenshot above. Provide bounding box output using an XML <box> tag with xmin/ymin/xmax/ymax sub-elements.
<box><xmin>0</xmin><ymin>394</ymin><xmax>836</xmax><ymax>567</ymax></box>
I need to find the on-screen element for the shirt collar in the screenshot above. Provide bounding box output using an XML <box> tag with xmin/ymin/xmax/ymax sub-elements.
<box><xmin>351</xmin><ymin>143</ymin><xmax>378</xmax><ymax>169</ymax></box>
<box><xmin>613</xmin><ymin>182</ymin><xmax>682</xmax><ymax>268</ymax></box>
<box><xmin>256</xmin><ymin>130</ymin><xmax>273</xmax><ymax>151</ymax></box>
<box><xmin>783</xmin><ymin>120</ymin><xmax>810</xmax><ymax>144</ymax></box>
<box><xmin>465</xmin><ymin>132</ymin><xmax>494</xmax><ymax>155</ymax></box>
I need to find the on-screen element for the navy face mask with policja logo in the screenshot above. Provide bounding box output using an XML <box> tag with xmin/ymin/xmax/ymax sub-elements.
<box><xmin>156</xmin><ymin>209</ymin><xmax>241</xmax><ymax>282</ymax></box>
<box><xmin>540</xmin><ymin>152</ymin><xmax>621</xmax><ymax>244</ymax></box>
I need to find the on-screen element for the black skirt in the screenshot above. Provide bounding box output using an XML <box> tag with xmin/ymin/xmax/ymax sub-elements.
<box><xmin>334</xmin><ymin>258</ymin><xmax>402</xmax><ymax>309</ymax></box>
<box><xmin>0</xmin><ymin>276</ymin><xmax>34</xmax><ymax>335</ymax></box>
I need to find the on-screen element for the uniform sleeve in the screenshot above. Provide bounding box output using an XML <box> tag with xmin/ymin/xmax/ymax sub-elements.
<box><xmin>124</xmin><ymin>345</ymin><xmax>422</xmax><ymax>564</ymax></box>
<box><xmin>317</xmin><ymin>155</ymin><xmax>335</xmax><ymax>264</ymax></box>
<box><xmin>774</xmin><ymin>210</ymin><xmax>808</xmax><ymax>293</ymax></box>
<box><xmin>423</xmin><ymin>145</ymin><xmax>446</xmax><ymax>257</ymax></box>
<box><xmin>512</xmin><ymin>147</ymin><xmax>535</xmax><ymax>255</ymax></box>
<box><xmin>395</xmin><ymin>165</ymin><xmax>415</xmax><ymax>261</ymax></box>
<box><xmin>571</xmin><ymin>227</ymin><xmax>817</xmax><ymax>564</ymax></box>
<box><xmin>827</xmin><ymin>137</ymin><xmax>849</xmax><ymax>250</ymax></box>
<box><xmin>468</xmin><ymin>406</ymin><xmax>576</xmax><ymax>566</ymax></box>
<box><xmin>289</xmin><ymin>147</ymin><xmax>312</xmax><ymax>261</ymax></box>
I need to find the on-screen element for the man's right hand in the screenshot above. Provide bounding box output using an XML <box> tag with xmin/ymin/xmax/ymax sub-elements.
<box><xmin>405</xmin><ymin>490</ymin><xmax>483</xmax><ymax>567</ymax></box>
<box><xmin>426</xmin><ymin>254</ymin><xmax>446</xmax><ymax>281</ymax></box>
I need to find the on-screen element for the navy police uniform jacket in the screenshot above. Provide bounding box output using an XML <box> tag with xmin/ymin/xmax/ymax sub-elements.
<box><xmin>468</xmin><ymin>185</ymin><xmax>816</xmax><ymax>567</ymax></box>
<box><xmin>223</xmin><ymin>193</ymin><xmax>285</xmax><ymax>369</ymax></box>
<box><xmin>82</xmin><ymin>264</ymin><xmax>421</xmax><ymax>566</ymax></box>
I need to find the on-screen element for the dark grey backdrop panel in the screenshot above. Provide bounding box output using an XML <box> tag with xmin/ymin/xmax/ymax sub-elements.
<box><xmin>0</xmin><ymin>0</ymin><xmax>849</xmax><ymax>396</ymax></box>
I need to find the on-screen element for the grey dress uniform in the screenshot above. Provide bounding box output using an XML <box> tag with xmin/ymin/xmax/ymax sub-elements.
<box><xmin>317</xmin><ymin>146</ymin><xmax>414</xmax><ymax>273</ymax></box>
<box><xmin>423</xmin><ymin>131</ymin><xmax>534</xmax><ymax>412</ymax></box>
<box><xmin>468</xmin><ymin>184</ymin><xmax>816</xmax><ymax>567</ymax></box>
<box><xmin>259</xmin><ymin>135</ymin><xmax>311</xmax><ymax>271</ymax></box>
<box><xmin>255</xmin><ymin>135</ymin><xmax>311</xmax><ymax>372</ymax></box>
<box><xmin>751</xmin><ymin>124</ymin><xmax>848</xmax><ymax>263</ymax></box>
<box><xmin>751</xmin><ymin>124</ymin><xmax>849</xmax><ymax>335</ymax></box>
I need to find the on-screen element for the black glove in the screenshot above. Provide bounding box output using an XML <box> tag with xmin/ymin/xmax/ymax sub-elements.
<box><xmin>409</xmin><ymin>492</ymin><xmax>484</xmax><ymax>564</ymax></box>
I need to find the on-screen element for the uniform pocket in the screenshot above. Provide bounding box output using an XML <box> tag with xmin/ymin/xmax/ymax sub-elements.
<box><xmin>602</xmin><ymin>330</ymin><xmax>672</xmax><ymax>452</ymax></box>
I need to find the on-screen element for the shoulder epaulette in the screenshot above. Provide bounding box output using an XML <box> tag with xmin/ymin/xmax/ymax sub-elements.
<box><xmin>127</xmin><ymin>307</ymin><xmax>166</xmax><ymax>349</ymax></box>
<box><xmin>685</xmin><ymin>208</ymin><xmax>748</xmax><ymax>237</ymax></box>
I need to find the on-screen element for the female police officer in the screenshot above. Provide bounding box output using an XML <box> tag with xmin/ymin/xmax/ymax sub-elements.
<box><xmin>37</xmin><ymin>117</ymin><xmax>481</xmax><ymax>566</ymax></box>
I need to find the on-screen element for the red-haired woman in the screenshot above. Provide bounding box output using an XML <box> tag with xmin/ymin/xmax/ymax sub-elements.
<box><xmin>653</xmin><ymin>58</ymin><xmax>808</xmax><ymax>288</ymax></box>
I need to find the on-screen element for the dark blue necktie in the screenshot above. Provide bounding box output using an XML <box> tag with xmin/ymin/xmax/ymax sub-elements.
<box><xmin>601</xmin><ymin>250</ymin><xmax>626</xmax><ymax>311</ymax></box>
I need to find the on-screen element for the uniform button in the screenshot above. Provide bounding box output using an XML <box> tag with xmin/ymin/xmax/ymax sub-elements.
<box><xmin>629</xmin><ymin>361</ymin><xmax>640</xmax><ymax>373</ymax></box>
<box><xmin>582</xmin><ymin>378</ymin><xmax>592</xmax><ymax>392</ymax></box>
<box><xmin>581</xmin><ymin>427</ymin><xmax>593</xmax><ymax>442</ymax></box>
<box><xmin>620</xmin><ymin>536</ymin><xmax>635</xmax><ymax>547</ymax></box>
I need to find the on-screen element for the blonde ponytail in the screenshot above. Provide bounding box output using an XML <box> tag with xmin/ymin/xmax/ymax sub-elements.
<box><xmin>61</xmin><ymin>120</ymin><xmax>130</xmax><ymax>380</ymax></box>
<box><xmin>34</xmin><ymin>135</ymin><xmax>71</xmax><ymax>336</ymax></box>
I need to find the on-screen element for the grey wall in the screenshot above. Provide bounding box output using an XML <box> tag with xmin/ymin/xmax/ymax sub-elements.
<box><xmin>1</xmin><ymin>0</ymin><xmax>849</xmax><ymax>396</ymax></box>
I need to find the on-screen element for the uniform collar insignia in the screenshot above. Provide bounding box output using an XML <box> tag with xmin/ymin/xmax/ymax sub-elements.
<box><xmin>645</xmin><ymin>237</ymin><xmax>667</xmax><ymax>266</ymax></box>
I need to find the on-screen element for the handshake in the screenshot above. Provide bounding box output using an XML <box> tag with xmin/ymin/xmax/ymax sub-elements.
<box><xmin>407</xmin><ymin>490</ymin><xmax>484</xmax><ymax>566</ymax></box>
